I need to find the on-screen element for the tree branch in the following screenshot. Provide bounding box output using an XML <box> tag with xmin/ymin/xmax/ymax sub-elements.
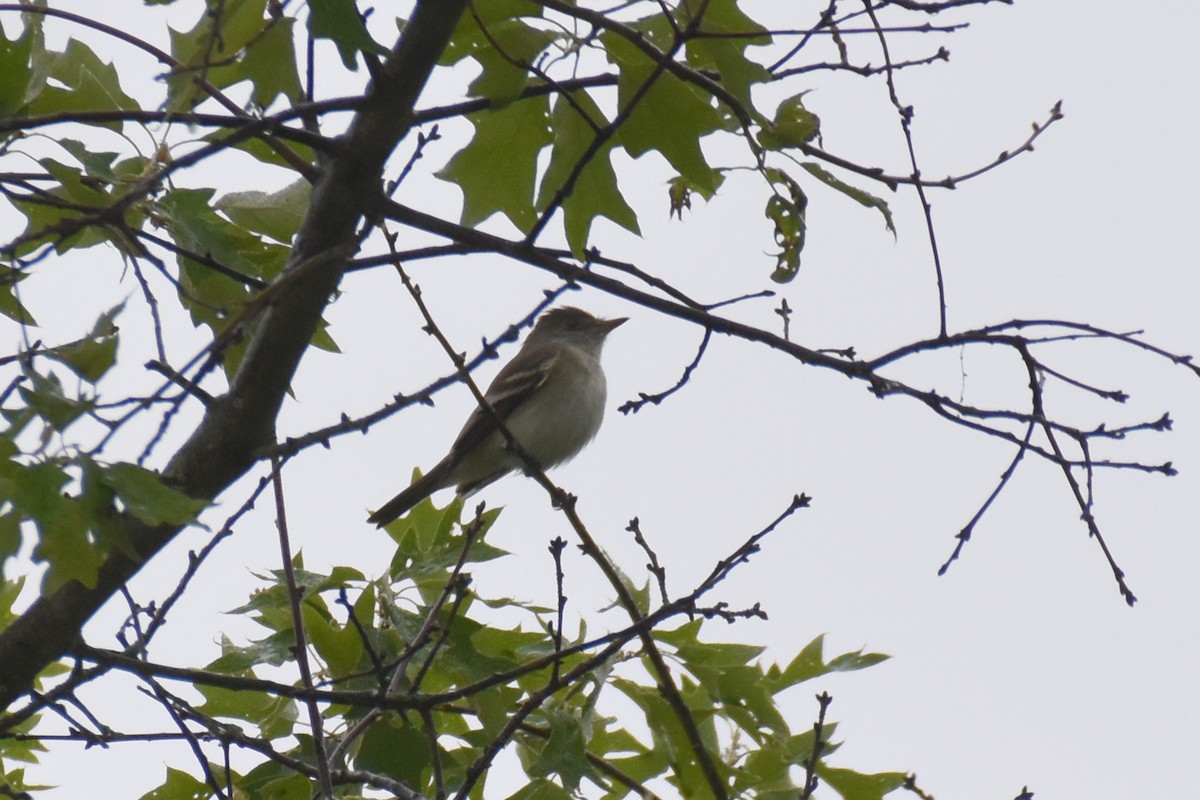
<box><xmin>0</xmin><ymin>0</ymin><xmax>471</xmax><ymax>713</ymax></box>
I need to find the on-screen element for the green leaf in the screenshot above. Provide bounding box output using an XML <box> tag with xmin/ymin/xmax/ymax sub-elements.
<box><xmin>157</xmin><ymin>187</ymin><xmax>287</xmax><ymax>283</ymax></box>
<box><xmin>452</xmin><ymin>685</ymin><xmax>509</xmax><ymax>741</ymax></box>
<box><xmin>536</xmin><ymin>91</ymin><xmax>640</xmax><ymax>258</ymax></box>
<box><xmin>46</xmin><ymin>303</ymin><xmax>123</xmax><ymax>383</ymax></box>
<box><xmin>801</xmin><ymin>161</ymin><xmax>896</xmax><ymax>237</ymax></box>
<box><xmin>777</xmin><ymin>634</ymin><xmax>828</xmax><ymax>687</ymax></box>
<box><xmin>773</xmin><ymin>635</ymin><xmax>889</xmax><ymax>689</ymax></box>
<box><xmin>0</xmin><ymin>580</ymin><xmax>23</xmax><ymax>636</ymax></box>
<box><xmin>235</xmin><ymin>760</ymin><xmax>299</xmax><ymax>799</ymax></box>
<box><xmin>459</xmin><ymin>18</ymin><xmax>557</xmax><ymax>103</ymax></box>
<box><xmin>471</xmin><ymin>624</ymin><xmax>555</xmax><ymax>663</ymax></box>
<box><xmin>204</xmin><ymin>128</ymin><xmax>315</xmax><ymax>169</ymax></box>
<box><xmin>195</xmin><ymin>681</ymin><xmax>295</xmax><ymax>736</ymax></box>
<box><xmin>287</xmin><ymin>564</ymin><xmax>365</xmax><ymax>595</ymax></box>
<box><xmin>0</xmin><ymin>511</ymin><xmax>20</xmax><ymax>569</ymax></box>
<box><xmin>613</xmin><ymin>676</ymin><xmax>720</xmax><ymax>792</ymax></box>
<box><xmin>0</xmin><ymin>699</ymin><xmax>46</xmax><ymax>764</ymax></box>
<box><xmin>0</xmin><ymin>11</ymin><xmax>41</xmax><ymax>116</ymax></box>
<box><xmin>602</xmin><ymin>27</ymin><xmax>725</xmax><ymax>192</ymax></box>
<box><xmin>155</xmin><ymin>187</ymin><xmax>288</xmax><ymax>374</ymax></box>
<box><xmin>307</xmin><ymin>0</ymin><xmax>388</xmax><ymax>70</ymax></box>
<box><xmin>229</xmin><ymin>579</ymin><xmax>294</xmax><ymax>634</ymax></box>
<box><xmin>9</xmin><ymin>158</ymin><xmax>121</xmax><ymax>256</ymax></box>
<box><xmin>827</xmin><ymin>648</ymin><xmax>890</xmax><ymax>673</ymax></box>
<box><xmin>759</xmin><ymin>93</ymin><xmax>821</xmax><ymax>150</ymax></box>
<box><xmin>737</xmin><ymin>731</ymin><xmax>818</xmax><ymax>795</ymax></box>
<box><xmin>503</xmin><ymin>779</ymin><xmax>574</xmax><ymax>800</ymax></box>
<box><xmin>27</xmin><ymin>39</ymin><xmax>138</xmax><ymax>127</ymax></box>
<box><xmin>19</xmin><ymin>368</ymin><xmax>91</xmax><ymax>432</ymax></box>
<box><xmin>166</xmin><ymin>0</ymin><xmax>275</xmax><ymax>111</ymax></box>
<box><xmin>57</xmin><ymin>140</ymin><xmax>121</xmax><ymax>184</ymax></box>
<box><xmin>39</xmin><ymin>157</ymin><xmax>110</xmax><ymax>208</ymax></box>
<box><xmin>763</xmin><ymin>168</ymin><xmax>808</xmax><ymax>283</ymax></box>
<box><xmin>815</xmin><ymin>766</ymin><xmax>907</xmax><ymax>800</ymax></box>
<box><xmin>21</xmin><ymin>489</ymin><xmax>103</xmax><ymax>593</ymax></box>
<box><xmin>0</xmin><ymin>270</ymin><xmax>36</xmax><ymax>325</ymax></box>
<box><xmin>354</xmin><ymin>717</ymin><xmax>430</xmax><ymax>787</ymax></box>
<box><xmin>667</xmin><ymin>171</ymin><xmax>727</xmax><ymax>219</ymax></box>
<box><xmin>437</xmin><ymin>96</ymin><xmax>552</xmax><ymax>231</ymax></box>
<box><xmin>217</xmin><ymin>178</ymin><xmax>311</xmax><ymax>244</ymax></box>
<box><xmin>425</xmin><ymin>617</ymin><xmax>519</xmax><ymax>688</ymax></box>
<box><xmin>528</xmin><ymin>710</ymin><xmax>591</xmax><ymax>791</ymax></box>
<box><xmin>386</xmin><ymin>494</ymin><xmax>506</xmax><ymax>589</ymax></box>
<box><xmin>3</xmin><ymin>460</ymin><xmax>69</xmax><ymax>522</ymax></box>
<box><xmin>207</xmin><ymin>633</ymin><xmax>293</xmax><ymax>673</ymax></box>
<box><xmin>658</xmin><ymin>620</ymin><xmax>765</xmax><ymax>666</ymax></box>
<box><xmin>208</xmin><ymin>16</ymin><xmax>302</xmax><ymax>108</ymax></box>
<box><xmin>137</xmin><ymin>766</ymin><xmax>212</xmax><ymax>800</ymax></box>
<box><xmin>99</xmin><ymin>462</ymin><xmax>205</xmax><ymax>526</ymax></box>
<box><xmin>682</xmin><ymin>0</ymin><xmax>771</xmax><ymax>107</ymax></box>
<box><xmin>301</xmin><ymin>600</ymin><xmax>363</xmax><ymax>677</ymax></box>
<box><xmin>442</xmin><ymin>0</ymin><xmax>541</xmax><ymax>65</ymax></box>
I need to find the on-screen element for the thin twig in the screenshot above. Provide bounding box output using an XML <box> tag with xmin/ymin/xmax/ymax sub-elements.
<box><xmin>548</xmin><ymin>536</ymin><xmax>569</xmax><ymax>684</ymax></box>
<box><xmin>627</xmin><ymin>517</ymin><xmax>669</xmax><ymax>604</ymax></box>
<box><xmin>269</xmin><ymin>455</ymin><xmax>335</xmax><ymax>797</ymax></box>
<box><xmin>800</xmin><ymin>691</ymin><xmax>833</xmax><ymax>799</ymax></box>
<box><xmin>862</xmin><ymin>0</ymin><xmax>948</xmax><ymax>338</ymax></box>
<box><xmin>619</xmin><ymin>328</ymin><xmax>711</xmax><ymax>415</ymax></box>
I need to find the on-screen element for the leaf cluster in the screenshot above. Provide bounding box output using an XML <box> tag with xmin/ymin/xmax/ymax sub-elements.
<box><xmin>3</xmin><ymin>496</ymin><xmax>897</xmax><ymax>799</ymax></box>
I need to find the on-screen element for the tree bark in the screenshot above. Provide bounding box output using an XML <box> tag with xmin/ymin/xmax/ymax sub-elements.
<box><xmin>0</xmin><ymin>0</ymin><xmax>470</xmax><ymax>712</ymax></box>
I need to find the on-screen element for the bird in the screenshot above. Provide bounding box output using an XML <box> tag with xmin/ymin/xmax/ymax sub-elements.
<box><xmin>368</xmin><ymin>306</ymin><xmax>627</xmax><ymax>526</ymax></box>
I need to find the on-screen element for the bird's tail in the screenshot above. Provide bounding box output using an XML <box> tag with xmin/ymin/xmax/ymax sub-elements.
<box><xmin>368</xmin><ymin>461</ymin><xmax>452</xmax><ymax>527</ymax></box>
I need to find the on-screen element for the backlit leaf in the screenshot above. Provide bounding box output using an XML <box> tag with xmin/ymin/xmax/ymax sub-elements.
<box><xmin>0</xmin><ymin>12</ymin><xmax>42</xmax><ymax>116</ymax></box>
<box><xmin>99</xmin><ymin>462</ymin><xmax>205</xmax><ymax>526</ymax></box>
<box><xmin>462</xmin><ymin>18</ymin><xmax>557</xmax><ymax>103</ymax></box>
<box><xmin>167</xmin><ymin>0</ymin><xmax>274</xmax><ymax>111</ymax></box>
<box><xmin>528</xmin><ymin>710</ymin><xmax>591</xmax><ymax>791</ymax></box>
<box><xmin>537</xmin><ymin>91</ymin><xmax>640</xmax><ymax>258</ymax></box>
<box><xmin>209</xmin><ymin>16</ymin><xmax>302</xmax><ymax>108</ymax></box>
<box><xmin>47</xmin><ymin>303</ymin><xmax>123</xmax><ymax>383</ymax></box>
<box><xmin>19</xmin><ymin>369</ymin><xmax>91</xmax><ymax>432</ymax></box>
<box><xmin>27</xmin><ymin>39</ymin><xmax>138</xmax><ymax>127</ymax></box>
<box><xmin>355</xmin><ymin>718</ymin><xmax>430</xmax><ymax>787</ymax></box>
<box><xmin>682</xmin><ymin>0</ymin><xmax>771</xmax><ymax>107</ymax></box>
<box><xmin>137</xmin><ymin>766</ymin><xmax>211</xmax><ymax>800</ymax></box>
<box><xmin>437</xmin><ymin>96</ymin><xmax>552</xmax><ymax>231</ymax></box>
<box><xmin>301</xmin><ymin>601</ymin><xmax>363</xmax><ymax>677</ymax></box>
<box><xmin>763</xmin><ymin>167</ymin><xmax>808</xmax><ymax>283</ymax></box>
<box><xmin>217</xmin><ymin>178</ymin><xmax>311</xmax><ymax>244</ymax></box>
<box><xmin>308</xmin><ymin>0</ymin><xmax>388</xmax><ymax>70</ymax></box>
<box><xmin>603</xmin><ymin>27</ymin><xmax>725</xmax><ymax>192</ymax></box>
<box><xmin>815</xmin><ymin>766</ymin><xmax>907</xmax><ymax>800</ymax></box>
<box><xmin>802</xmin><ymin>161</ymin><xmax>896</xmax><ymax>237</ymax></box>
<box><xmin>759</xmin><ymin>93</ymin><xmax>821</xmax><ymax>150</ymax></box>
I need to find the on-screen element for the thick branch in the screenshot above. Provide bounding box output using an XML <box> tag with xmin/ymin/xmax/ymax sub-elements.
<box><xmin>0</xmin><ymin>0</ymin><xmax>470</xmax><ymax>712</ymax></box>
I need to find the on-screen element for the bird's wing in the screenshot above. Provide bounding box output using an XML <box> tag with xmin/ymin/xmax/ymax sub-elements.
<box><xmin>447</xmin><ymin>344</ymin><xmax>557</xmax><ymax>459</ymax></box>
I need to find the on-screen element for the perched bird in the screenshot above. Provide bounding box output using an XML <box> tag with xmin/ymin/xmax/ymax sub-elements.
<box><xmin>368</xmin><ymin>307</ymin><xmax>627</xmax><ymax>526</ymax></box>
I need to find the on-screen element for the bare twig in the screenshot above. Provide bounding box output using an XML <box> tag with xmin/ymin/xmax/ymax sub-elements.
<box><xmin>800</xmin><ymin>691</ymin><xmax>833</xmax><ymax>799</ymax></box>
<box><xmin>627</xmin><ymin>517</ymin><xmax>669</xmax><ymax>604</ymax></box>
<box><xmin>548</xmin><ymin>536</ymin><xmax>569</xmax><ymax>683</ymax></box>
<box><xmin>269</xmin><ymin>455</ymin><xmax>335</xmax><ymax>797</ymax></box>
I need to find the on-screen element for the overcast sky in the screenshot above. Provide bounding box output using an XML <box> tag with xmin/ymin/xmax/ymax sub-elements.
<box><xmin>5</xmin><ymin>2</ymin><xmax>1200</xmax><ymax>799</ymax></box>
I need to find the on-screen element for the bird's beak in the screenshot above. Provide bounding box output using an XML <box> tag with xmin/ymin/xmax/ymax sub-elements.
<box><xmin>599</xmin><ymin>316</ymin><xmax>628</xmax><ymax>334</ymax></box>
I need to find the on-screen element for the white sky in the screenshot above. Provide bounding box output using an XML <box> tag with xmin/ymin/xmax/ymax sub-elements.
<box><xmin>4</xmin><ymin>2</ymin><xmax>1199</xmax><ymax>798</ymax></box>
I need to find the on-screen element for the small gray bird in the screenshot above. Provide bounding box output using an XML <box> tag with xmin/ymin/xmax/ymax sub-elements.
<box><xmin>368</xmin><ymin>307</ymin><xmax>626</xmax><ymax>526</ymax></box>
